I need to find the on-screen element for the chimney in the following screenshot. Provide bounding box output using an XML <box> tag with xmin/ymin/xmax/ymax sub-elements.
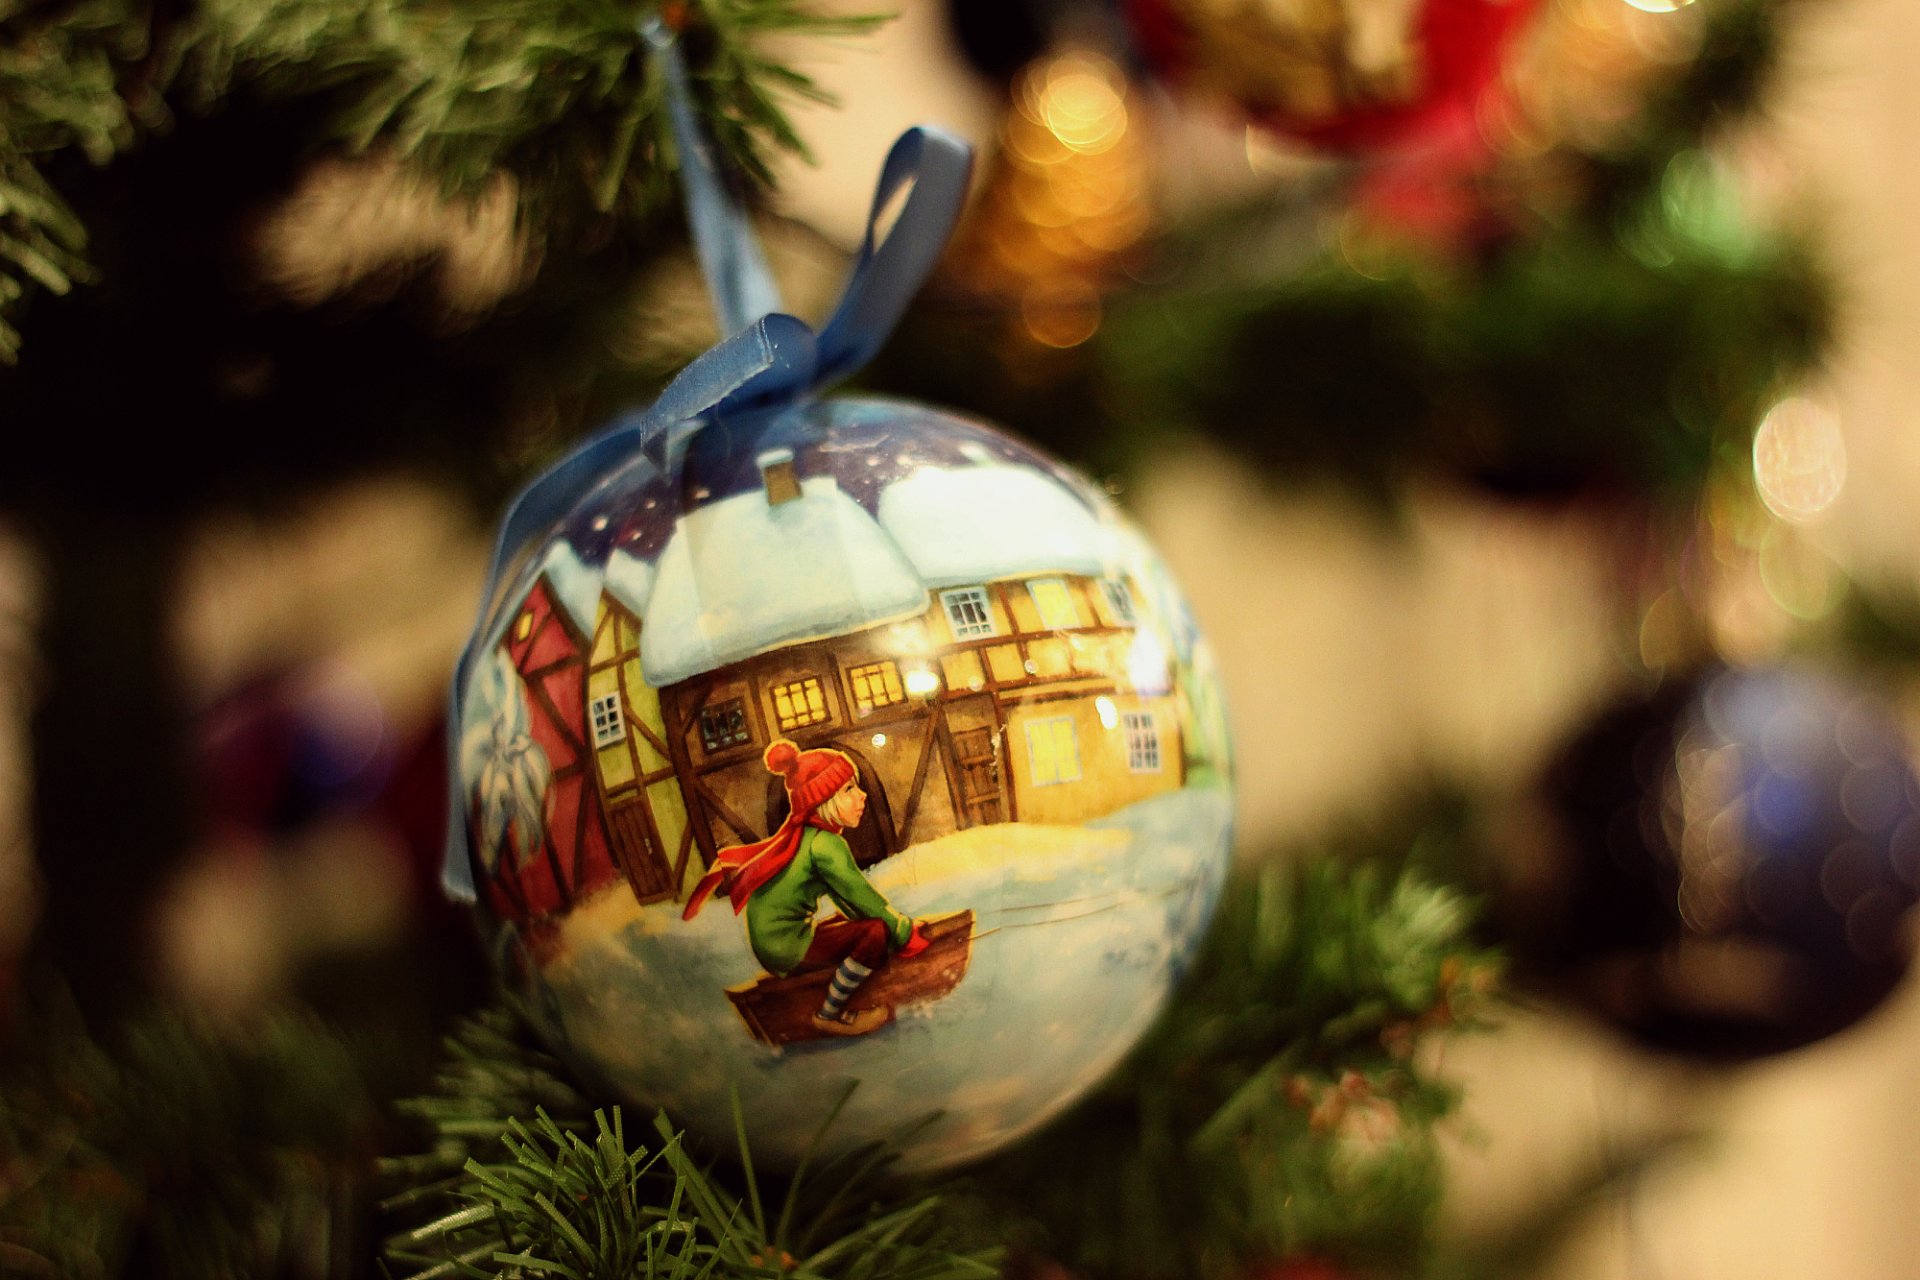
<box><xmin>758</xmin><ymin>448</ymin><xmax>801</xmax><ymax>506</ymax></box>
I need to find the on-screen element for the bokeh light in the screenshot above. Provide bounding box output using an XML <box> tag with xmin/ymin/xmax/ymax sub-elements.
<box><xmin>1753</xmin><ymin>395</ymin><xmax>1847</xmax><ymax>524</ymax></box>
<box><xmin>950</xmin><ymin>47</ymin><xmax>1150</xmax><ymax>354</ymax></box>
<box><xmin>1026</xmin><ymin>54</ymin><xmax>1130</xmax><ymax>156</ymax></box>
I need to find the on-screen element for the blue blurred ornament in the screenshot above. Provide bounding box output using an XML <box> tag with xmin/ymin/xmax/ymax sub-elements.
<box><xmin>1524</xmin><ymin>665</ymin><xmax>1920</xmax><ymax>1060</ymax></box>
<box><xmin>200</xmin><ymin>665</ymin><xmax>395</xmax><ymax>837</ymax></box>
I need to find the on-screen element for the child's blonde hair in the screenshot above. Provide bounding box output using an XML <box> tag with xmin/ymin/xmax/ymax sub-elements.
<box><xmin>813</xmin><ymin>780</ymin><xmax>861</xmax><ymax>828</ymax></box>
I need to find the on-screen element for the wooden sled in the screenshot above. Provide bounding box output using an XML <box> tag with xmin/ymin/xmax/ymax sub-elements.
<box><xmin>726</xmin><ymin>910</ymin><xmax>975</xmax><ymax>1046</ymax></box>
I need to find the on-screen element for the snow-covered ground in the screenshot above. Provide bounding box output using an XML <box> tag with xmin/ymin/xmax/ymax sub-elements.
<box><xmin>524</xmin><ymin>781</ymin><xmax>1234</xmax><ymax>1172</ymax></box>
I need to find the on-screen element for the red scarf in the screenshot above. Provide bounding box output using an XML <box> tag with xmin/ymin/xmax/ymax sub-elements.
<box><xmin>682</xmin><ymin>812</ymin><xmax>844</xmax><ymax>920</ymax></box>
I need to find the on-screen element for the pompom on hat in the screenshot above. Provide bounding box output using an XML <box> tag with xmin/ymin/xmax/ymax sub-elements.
<box><xmin>766</xmin><ymin>739</ymin><xmax>855</xmax><ymax>817</ymax></box>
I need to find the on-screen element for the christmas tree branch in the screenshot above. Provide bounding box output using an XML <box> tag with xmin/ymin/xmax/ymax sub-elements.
<box><xmin>0</xmin><ymin>0</ymin><xmax>879</xmax><ymax>362</ymax></box>
<box><xmin>381</xmin><ymin>1010</ymin><xmax>1002</xmax><ymax>1280</ymax></box>
<box><xmin>0</xmin><ymin>992</ymin><xmax>375</xmax><ymax>1278</ymax></box>
<box><xmin>1081</xmin><ymin>200</ymin><xmax>1828</xmax><ymax>504</ymax></box>
<box><xmin>377</xmin><ymin>829</ymin><xmax>1504</xmax><ymax>1280</ymax></box>
<box><xmin>967</xmin><ymin>831</ymin><xmax>1503</xmax><ymax>1280</ymax></box>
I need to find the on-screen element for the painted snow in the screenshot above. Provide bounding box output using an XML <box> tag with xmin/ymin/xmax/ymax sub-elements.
<box><xmin>876</xmin><ymin>463</ymin><xmax>1120</xmax><ymax>588</ymax></box>
<box><xmin>641</xmin><ymin>476</ymin><xmax>929</xmax><ymax>686</ymax></box>
<box><xmin>602</xmin><ymin>547</ymin><xmax>656</xmax><ymax>617</ymax></box>
<box><xmin>539</xmin><ymin>541</ymin><xmax>605</xmax><ymax>639</ymax></box>
<box><xmin>460</xmin><ymin>647</ymin><xmax>550</xmax><ymax>873</ymax></box>
<box><xmin>521</xmin><ymin>783</ymin><xmax>1233</xmax><ymax>1172</ymax></box>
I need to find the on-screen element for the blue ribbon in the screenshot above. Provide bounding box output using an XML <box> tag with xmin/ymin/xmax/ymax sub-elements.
<box><xmin>441</xmin><ymin>29</ymin><xmax>974</xmax><ymax>900</ymax></box>
<box><xmin>650</xmin><ymin>26</ymin><xmax>783</xmax><ymax>335</ymax></box>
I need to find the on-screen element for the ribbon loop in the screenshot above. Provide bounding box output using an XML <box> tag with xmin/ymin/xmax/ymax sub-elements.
<box><xmin>442</xmin><ymin>26</ymin><xmax>974</xmax><ymax>900</ymax></box>
<box><xmin>813</xmin><ymin>126</ymin><xmax>974</xmax><ymax>389</ymax></box>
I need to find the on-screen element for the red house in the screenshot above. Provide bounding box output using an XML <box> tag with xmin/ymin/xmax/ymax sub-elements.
<box><xmin>481</xmin><ymin>573</ymin><xmax>621</xmax><ymax>927</ymax></box>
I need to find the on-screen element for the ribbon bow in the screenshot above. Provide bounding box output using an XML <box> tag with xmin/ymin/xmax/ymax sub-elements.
<box><xmin>441</xmin><ymin>30</ymin><xmax>974</xmax><ymax>900</ymax></box>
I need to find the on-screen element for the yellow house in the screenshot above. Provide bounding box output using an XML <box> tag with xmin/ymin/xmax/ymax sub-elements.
<box><xmin>918</xmin><ymin>569</ymin><xmax>1181</xmax><ymax>827</ymax></box>
<box><xmin>605</xmin><ymin>453</ymin><xmax>1186</xmax><ymax>883</ymax></box>
<box><xmin>580</xmin><ymin>555</ymin><xmax>700</xmax><ymax>905</ymax></box>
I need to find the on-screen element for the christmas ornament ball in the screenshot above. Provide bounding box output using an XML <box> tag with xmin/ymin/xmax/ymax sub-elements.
<box><xmin>1519</xmin><ymin>666</ymin><xmax>1920</xmax><ymax>1061</ymax></box>
<box><xmin>454</xmin><ymin>395</ymin><xmax>1235</xmax><ymax>1170</ymax></box>
<box><xmin>1126</xmin><ymin>0</ymin><xmax>1536</xmax><ymax>153</ymax></box>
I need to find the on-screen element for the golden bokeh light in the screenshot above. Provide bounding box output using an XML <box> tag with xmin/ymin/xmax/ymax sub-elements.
<box><xmin>1496</xmin><ymin>0</ymin><xmax>1707</xmax><ymax>166</ymax></box>
<box><xmin>1753</xmin><ymin>395</ymin><xmax>1846</xmax><ymax>525</ymax></box>
<box><xmin>1027</xmin><ymin>56</ymin><xmax>1130</xmax><ymax>155</ymax></box>
<box><xmin>944</xmin><ymin>45</ymin><xmax>1149</xmax><ymax>357</ymax></box>
<box><xmin>1757</xmin><ymin>523</ymin><xmax>1840</xmax><ymax>622</ymax></box>
<box><xmin>1021</xmin><ymin>281</ymin><xmax>1104</xmax><ymax>349</ymax></box>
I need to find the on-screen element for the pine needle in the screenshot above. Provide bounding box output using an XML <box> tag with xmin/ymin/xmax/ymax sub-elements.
<box><xmin>382</xmin><ymin>1006</ymin><xmax>1001</xmax><ymax>1280</ymax></box>
<box><xmin>0</xmin><ymin>0</ymin><xmax>882</xmax><ymax>361</ymax></box>
<box><xmin>963</xmin><ymin>829</ymin><xmax>1505</xmax><ymax>1280</ymax></box>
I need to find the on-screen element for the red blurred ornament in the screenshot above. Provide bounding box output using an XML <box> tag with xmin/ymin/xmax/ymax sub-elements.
<box><xmin>1249</xmin><ymin>1257</ymin><xmax>1354</xmax><ymax>1280</ymax></box>
<box><xmin>1127</xmin><ymin>0</ymin><xmax>1537</xmax><ymax>153</ymax></box>
<box><xmin>1343</xmin><ymin>116</ymin><xmax>1513</xmax><ymax>255</ymax></box>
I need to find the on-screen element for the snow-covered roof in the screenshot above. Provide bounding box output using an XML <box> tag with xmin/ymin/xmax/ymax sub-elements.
<box><xmin>539</xmin><ymin>542</ymin><xmax>603</xmax><ymax>638</ymax></box>
<box><xmin>602</xmin><ymin>549</ymin><xmax>655</xmax><ymax>618</ymax></box>
<box><xmin>876</xmin><ymin>464</ymin><xmax>1120</xmax><ymax>588</ymax></box>
<box><xmin>640</xmin><ymin>476</ymin><xmax>929</xmax><ymax>686</ymax></box>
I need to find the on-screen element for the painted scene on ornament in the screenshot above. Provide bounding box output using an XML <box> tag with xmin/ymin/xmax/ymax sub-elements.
<box><xmin>457</xmin><ymin>399</ymin><xmax>1235</xmax><ymax>1167</ymax></box>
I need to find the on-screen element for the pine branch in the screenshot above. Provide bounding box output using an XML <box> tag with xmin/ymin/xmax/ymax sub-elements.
<box><xmin>1091</xmin><ymin>201</ymin><xmax>1830</xmax><ymax>504</ymax></box>
<box><xmin>381</xmin><ymin>1007</ymin><xmax>1003</xmax><ymax>1280</ymax></box>
<box><xmin>1584</xmin><ymin>0</ymin><xmax>1794</xmax><ymax>224</ymax></box>
<box><xmin>0</xmin><ymin>0</ymin><xmax>147</xmax><ymax>362</ymax></box>
<box><xmin>0</xmin><ymin>0</ymin><xmax>880</xmax><ymax>361</ymax></box>
<box><xmin>0</xmin><ymin>992</ymin><xmax>375</xmax><ymax>1279</ymax></box>
<box><xmin>965</xmin><ymin>842</ymin><xmax>1503</xmax><ymax>1280</ymax></box>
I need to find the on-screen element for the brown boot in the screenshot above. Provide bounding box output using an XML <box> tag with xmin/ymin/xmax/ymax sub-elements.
<box><xmin>810</xmin><ymin>1005</ymin><xmax>890</xmax><ymax>1037</ymax></box>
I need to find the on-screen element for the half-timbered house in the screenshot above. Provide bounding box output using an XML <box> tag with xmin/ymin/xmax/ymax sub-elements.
<box><xmin>582</xmin><ymin>551</ymin><xmax>701</xmax><ymax>905</ymax></box>
<box><xmin>624</xmin><ymin>452</ymin><xmax>1186</xmax><ymax>875</ymax></box>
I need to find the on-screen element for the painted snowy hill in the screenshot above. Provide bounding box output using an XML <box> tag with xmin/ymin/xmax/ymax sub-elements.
<box><xmin>523</xmin><ymin>783</ymin><xmax>1234</xmax><ymax>1172</ymax></box>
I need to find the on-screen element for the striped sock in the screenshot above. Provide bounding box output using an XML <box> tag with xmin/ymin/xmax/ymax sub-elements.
<box><xmin>818</xmin><ymin>957</ymin><xmax>874</xmax><ymax>1020</ymax></box>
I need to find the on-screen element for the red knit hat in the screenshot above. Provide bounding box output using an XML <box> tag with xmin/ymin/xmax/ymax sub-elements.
<box><xmin>765</xmin><ymin>739</ymin><xmax>855</xmax><ymax>816</ymax></box>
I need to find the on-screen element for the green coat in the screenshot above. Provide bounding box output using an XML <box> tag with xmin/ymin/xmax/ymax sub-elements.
<box><xmin>745</xmin><ymin>827</ymin><xmax>911</xmax><ymax>976</ymax></box>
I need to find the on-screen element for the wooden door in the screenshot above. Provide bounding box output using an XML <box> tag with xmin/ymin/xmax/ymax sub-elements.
<box><xmin>950</xmin><ymin>727</ymin><xmax>1004</xmax><ymax>827</ymax></box>
<box><xmin>608</xmin><ymin>798</ymin><xmax>676</xmax><ymax>902</ymax></box>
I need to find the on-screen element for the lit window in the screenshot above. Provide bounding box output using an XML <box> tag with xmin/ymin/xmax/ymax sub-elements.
<box><xmin>1122</xmin><ymin>711</ymin><xmax>1161</xmax><ymax>773</ymax></box>
<box><xmin>1028</xmin><ymin>578</ymin><xmax>1079</xmax><ymax>630</ymax></box>
<box><xmin>1025</xmin><ymin>716</ymin><xmax>1082</xmax><ymax>787</ymax></box>
<box><xmin>772</xmin><ymin>677</ymin><xmax>830</xmax><ymax>731</ymax></box>
<box><xmin>940</xmin><ymin>587</ymin><xmax>997</xmax><ymax>639</ymax></box>
<box><xmin>589</xmin><ymin>692</ymin><xmax>627</xmax><ymax>748</ymax></box>
<box><xmin>514</xmin><ymin>610</ymin><xmax>535</xmax><ymax>641</ymax></box>
<box><xmin>698</xmin><ymin>699</ymin><xmax>752</xmax><ymax>753</ymax></box>
<box><xmin>847</xmin><ymin>661</ymin><xmax>904</xmax><ymax>717</ymax></box>
<box><xmin>1100</xmin><ymin>578</ymin><xmax>1137</xmax><ymax>626</ymax></box>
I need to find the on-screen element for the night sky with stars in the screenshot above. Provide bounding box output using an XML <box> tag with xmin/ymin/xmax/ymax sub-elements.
<box><xmin>549</xmin><ymin>394</ymin><xmax>1109</xmax><ymax>570</ymax></box>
